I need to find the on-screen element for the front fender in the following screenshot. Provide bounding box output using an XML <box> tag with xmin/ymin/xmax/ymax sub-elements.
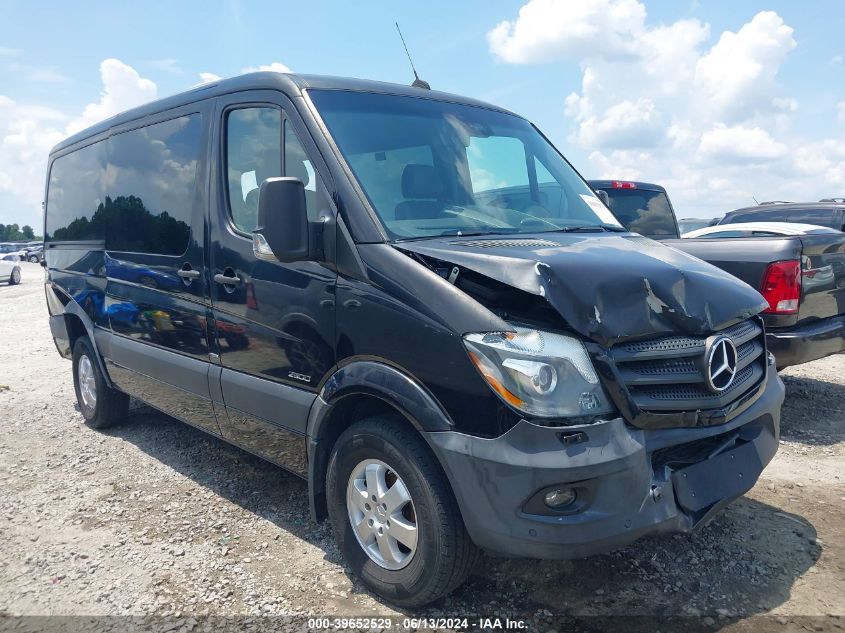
<box><xmin>305</xmin><ymin>360</ymin><xmax>453</xmax><ymax>522</ymax></box>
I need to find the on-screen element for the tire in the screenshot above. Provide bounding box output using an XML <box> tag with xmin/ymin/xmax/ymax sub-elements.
<box><xmin>28</xmin><ymin>255</ymin><xmax>38</xmax><ymax>263</ymax></box>
<box><xmin>326</xmin><ymin>416</ymin><xmax>480</xmax><ymax>607</ymax></box>
<box><xmin>8</xmin><ymin>267</ymin><xmax>21</xmax><ymax>285</ymax></box>
<box><xmin>72</xmin><ymin>337</ymin><xmax>129</xmax><ymax>429</ymax></box>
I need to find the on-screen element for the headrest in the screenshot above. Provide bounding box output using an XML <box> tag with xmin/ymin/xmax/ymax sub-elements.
<box><xmin>402</xmin><ymin>164</ymin><xmax>442</xmax><ymax>199</ymax></box>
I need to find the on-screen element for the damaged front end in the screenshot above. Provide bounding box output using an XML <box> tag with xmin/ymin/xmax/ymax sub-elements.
<box><xmin>398</xmin><ymin>232</ymin><xmax>772</xmax><ymax>430</ymax></box>
<box><xmin>399</xmin><ymin>232</ymin><xmax>785</xmax><ymax>559</ymax></box>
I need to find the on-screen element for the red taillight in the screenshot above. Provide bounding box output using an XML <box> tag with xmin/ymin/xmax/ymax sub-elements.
<box><xmin>612</xmin><ymin>180</ymin><xmax>637</xmax><ymax>189</ymax></box>
<box><xmin>761</xmin><ymin>260</ymin><xmax>801</xmax><ymax>314</ymax></box>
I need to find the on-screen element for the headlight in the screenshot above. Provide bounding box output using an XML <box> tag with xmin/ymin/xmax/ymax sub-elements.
<box><xmin>463</xmin><ymin>326</ymin><xmax>614</xmax><ymax>418</ymax></box>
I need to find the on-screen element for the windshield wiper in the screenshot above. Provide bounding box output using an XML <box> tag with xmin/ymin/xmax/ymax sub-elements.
<box><xmin>556</xmin><ymin>224</ymin><xmax>627</xmax><ymax>233</ymax></box>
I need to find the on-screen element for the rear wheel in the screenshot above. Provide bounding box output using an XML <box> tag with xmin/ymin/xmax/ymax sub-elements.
<box><xmin>72</xmin><ymin>337</ymin><xmax>129</xmax><ymax>429</ymax></box>
<box><xmin>28</xmin><ymin>255</ymin><xmax>39</xmax><ymax>263</ymax></box>
<box><xmin>326</xmin><ymin>416</ymin><xmax>479</xmax><ymax>607</ymax></box>
<box><xmin>9</xmin><ymin>267</ymin><xmax>20</xmax><ymax>285</ymax></box>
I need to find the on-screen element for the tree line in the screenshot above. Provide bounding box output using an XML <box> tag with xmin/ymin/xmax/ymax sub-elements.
<box><xmin>0</xmin><ymin>224</ymin><xmax>40</xmax><ymax>242</ymax></box>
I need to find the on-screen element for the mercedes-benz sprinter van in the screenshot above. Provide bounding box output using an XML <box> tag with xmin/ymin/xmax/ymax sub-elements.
<box><xmin>44</xmin><ymin>73</ymin><xmax>784</xmax><ymax>606</ymax></box>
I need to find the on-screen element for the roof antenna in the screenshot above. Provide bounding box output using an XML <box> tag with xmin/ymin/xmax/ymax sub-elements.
<box><xmin>753</xmin><ymin>195</ymin><xmax>760</xmax><ymax>205</ymax></box>
<box><xmin>395</xmin><ymin>22</ymin><xmax>431</xmax><ymax>90</ymax></box>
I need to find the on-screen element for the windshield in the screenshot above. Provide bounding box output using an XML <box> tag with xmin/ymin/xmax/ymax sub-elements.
<box><xmin>309</xmin><ymin>90</ymin><xmax>622</xmax><ymax>239</ymax></box>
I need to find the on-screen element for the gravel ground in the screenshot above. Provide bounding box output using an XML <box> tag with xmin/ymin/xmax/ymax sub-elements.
<box><xmin>1</xmin><ymin>262</ymin><xmax>843</xmax><ymax>631</ymax></box>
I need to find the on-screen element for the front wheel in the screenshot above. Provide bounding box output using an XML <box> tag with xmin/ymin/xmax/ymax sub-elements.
<box><xmin>326</xmin><ymin>416</ymin><xmax>479</xmax><ymax>607</ymax></box>
<box><xmin>72</xmin><ymin>337</ymin><xmax>129</xmax><ymax>429</ymax></box>
<box><xmin>8</xmin><ymin>267</ymin><xmax>21</xmax><ymax>285</ymax></box>
<box><xmin>28</xmin><ymin>255</ymin><xmax>39</xmax><ymax>263</ymax></box>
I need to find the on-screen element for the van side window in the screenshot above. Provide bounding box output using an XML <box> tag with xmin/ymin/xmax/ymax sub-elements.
<box><xmin>46</xmin><ymin>140</ymin><xmax>107</xmax><ymax>242</ymax></box>
<box><xmin>226</xmin><ymin>107</ymin><xmax>282</xmax><ymax>232</ymax></box>
<box><xmin>106</xmin><ymin>114</ymin><xmax>202</xmax><ymax>255</ymax></box>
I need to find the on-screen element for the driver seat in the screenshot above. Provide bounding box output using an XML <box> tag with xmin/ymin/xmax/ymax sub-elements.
<box><xmin>395</xmin><ymin>164</ymin><xmax>448</xmax><ymax>221</ymax></box>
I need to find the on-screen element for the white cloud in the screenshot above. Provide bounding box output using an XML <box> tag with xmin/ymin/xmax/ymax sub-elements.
<box><xmin>149</xmin><ymin>58</ymin><xmax>182</xmax><ymax>73</ymax></box>
<box><xmin>0</xmin><ymin>46</ymin><xmax>22</xmax><ymax>56</ymax></box>
<box><xmin>197</xmin><ymin>72</ymin><xmax>222</xmax><ymax>85</ymax></box>
<box><xmin>488</xmin><ymin>0</ymin><xmax>645</xmax><ymax>63</ymax></box>
<box><xmin>195</xmin><ymin>62</ymin><xmax>292</xmax><ymax>86</ymax></box>
<box><xmin>693</xmin><ymin>11</ymin><xmax>795</xmax><ymax>122</ymax></box>
<box><xmin>487</xmin><ymin>2</ymin><xmax>827</xmax><ymax>217</ymax></box>
<box><xmin>29</xmin><ymin>67</ymin><xmax>71</xmax><ymax>83</ymax></box>
<box><xmin>830</xmin><ymin>55</ymin><xmax>843</xmax><ymax>65</ymax></box>
<box><xmin>7</xmin><ymin>62</ymin><xmax>70</xmax><ymax>84</ymax></box>
<box><xmin>568</xmin><ymin>98</ymin><xmax>664</xmax><ymax>148</ymax></box>
<box><xmin>0</xmin><ymin>59</ymin><xmax>158</xmax><ymax>228</ymax></box>
<box><xmin>241</xmin><ymin>62</ymin><xmax>293</xmax><ymax>74</ymax></box>
<box><xmin>698</xmin><ymin>124</ymin><xmax>788</xmax><ymax>162</ymax></box>
<box><xmin>67</xmin><ymin>58</ymin><xmax>157</xmax><ymax>135</ymax></box>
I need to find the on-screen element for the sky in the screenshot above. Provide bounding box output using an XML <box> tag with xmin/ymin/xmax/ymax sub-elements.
<box><xmin>1</xmin><ymin>0</ymin><xmax>844</xmax><ymax>231</ymax></box>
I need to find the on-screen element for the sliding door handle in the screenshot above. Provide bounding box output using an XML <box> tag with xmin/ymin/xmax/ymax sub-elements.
<box><xmin>214</xmin><ymin>273</ymin><xmax>242</xmax><ymax>286</ymax></box>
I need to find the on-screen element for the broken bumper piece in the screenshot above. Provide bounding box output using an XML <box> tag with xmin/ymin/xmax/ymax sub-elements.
<box><xmin>427</xmin><ymin>368</ymin><xmax>784</xmax><ymax>559</ymax></box>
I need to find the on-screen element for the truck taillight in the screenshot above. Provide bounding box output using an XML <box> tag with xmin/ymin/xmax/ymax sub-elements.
<box><xmin>761</xmin><ymin>260</ymin><xmax>801</xmax><ymax>314</ymax></box>
<box><xmin>611</xmin><ymin>181</ymin><xmax>637</xmax><ymax>189</ymax></box>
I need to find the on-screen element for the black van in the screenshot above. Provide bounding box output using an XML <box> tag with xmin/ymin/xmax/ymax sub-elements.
<box><xmin>44</xmin><ymin>73</ymin><xmax>785</xmax><ymax>607</ymax></box>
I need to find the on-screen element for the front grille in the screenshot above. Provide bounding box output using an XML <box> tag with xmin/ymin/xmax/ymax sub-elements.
<box><xmin>453</xmin><ymin>238</ymin><xmax>558</xmax><ymax>249</ymax></box>
<box><xmin>609</xmin><ymin>318</ymin><xmax>766</xmax><ymax>415</ymax></box>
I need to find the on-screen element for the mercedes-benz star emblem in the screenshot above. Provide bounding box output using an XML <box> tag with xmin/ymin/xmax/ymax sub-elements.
<box><xmin>705</xmin><ymin>335</ymin><xmax>738</xmax><ymax>393</ymax></box>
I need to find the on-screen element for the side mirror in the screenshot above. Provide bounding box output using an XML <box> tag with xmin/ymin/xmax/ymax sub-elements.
<box><xmin>255</xmin><ymin>177</ymin><xmax>309</xmax><ymax>263</ymax></box>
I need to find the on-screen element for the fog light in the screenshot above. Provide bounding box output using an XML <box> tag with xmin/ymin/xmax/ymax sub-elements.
<box><xmin>579</xmin><ymin>391</ymin><xmax>600</xmax><ymax>411</ymax></box>
<box><xmin>544</xmin><ymin>487</ymin><xmax>576</xmax><ymax>508</ymax></box>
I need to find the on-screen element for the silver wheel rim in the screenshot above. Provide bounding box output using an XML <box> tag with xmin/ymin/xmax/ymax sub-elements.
<box><xmin>78</xmin><ymin>354</ymin><xmax>97</xmax><ymax>411</ymax></box>
<box><xmin>346</xmin><ymin>458</ymin><xmax>418</xmax><ymax>570</ymax></box>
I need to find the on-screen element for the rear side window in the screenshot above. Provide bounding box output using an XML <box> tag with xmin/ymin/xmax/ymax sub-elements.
<box><xmin>787</xmin><ymin>209</ymin><xmax>837</xmax><ymax>229</ymax></box>
<box><xmin>46</xmin><ymin>140</ymin><xmax>107</xmax><ymax>242</ymax></box>
<box><xmin>105</xmin><ymin>115</ymin><xmax>201</xmax><ymax>254</ymax></box>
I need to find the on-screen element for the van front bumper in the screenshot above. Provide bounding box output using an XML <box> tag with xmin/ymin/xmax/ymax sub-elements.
<box><xmin>427</xmin><ymin>369</ymin><xmax>784</xmax><ymax>559</ymax></box>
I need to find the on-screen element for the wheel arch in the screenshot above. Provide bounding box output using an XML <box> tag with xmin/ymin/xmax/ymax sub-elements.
<box><xmin>306</xmin><ymin>361</ymin><xmax>454</xmax><ymax>523</ymax></box>
<box><xmin>62</xmin><ymin>303</ymin><xmax>114</xmax><ymax>388</ymax></box>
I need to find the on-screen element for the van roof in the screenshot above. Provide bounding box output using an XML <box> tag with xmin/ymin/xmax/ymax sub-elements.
<box><xmin>51</xmin><ymin>72</ymin><xmax>518</xmax><ymax>154</ymax></box>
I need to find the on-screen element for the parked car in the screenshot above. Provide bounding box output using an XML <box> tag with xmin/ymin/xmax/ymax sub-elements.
<box><xmin>0</xmin><ymin>243</ymin><xmax>27</xmax><ymax>261</ymax></box>
<box><xmin>678</xmin><ymin>217</ymin><xmax>721</xmax><ymax>234</ymax></box>
<box><xmin>45</xmin><ymin>73</ymin><xmax>784</xmax><ymax>607</ymax></box>
<box><xmin>718</xmin><ymin>201</ymin><xmax>845</xmax><ymax>231</ymax></box>
<box><xmin>0</xmin><ymin>257</ymin><xmax>21</xmax><ymax>285</ymax></box>
<box><xmin>590</xmin><ymin>180</ymin><xmax>845</xmax><ymax>368</ymax></box>
<box><xmin>682</xmin><ymin>222</ymin><xmax>839</xmax><ymax>238</ymax></box>
<box><xmin>25</xmin><ymin>244</ymin><xmax>44</xmax><ymax>263</ymax></box>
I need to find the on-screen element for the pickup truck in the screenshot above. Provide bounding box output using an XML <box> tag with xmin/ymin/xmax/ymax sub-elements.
<box><xmin>589</xmin><ymin>180</ymin><xmax>845</xmax><ymax>368</ymax></box>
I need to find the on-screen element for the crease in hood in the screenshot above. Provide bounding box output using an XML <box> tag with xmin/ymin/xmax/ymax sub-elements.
<box><xmin>397</xmin><ymin>233</ymin><xmax>768</xmax><ymax>347</ymax></box>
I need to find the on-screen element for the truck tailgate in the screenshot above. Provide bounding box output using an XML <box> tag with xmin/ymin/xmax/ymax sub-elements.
<box><xmin>668</xmin><ymin>234</ymin><xmax>845</xmax><ymax>325</ymax></box>
<box><xmin>795</xmin><ymin>233</ymin><xmax>845</xmax><ymax>323</ymax></box>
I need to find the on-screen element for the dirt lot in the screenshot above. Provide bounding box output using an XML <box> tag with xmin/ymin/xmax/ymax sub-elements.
<box><xmin>1</xmin><ymin>261</ymin><xmax>843</xmax><ymax>631</ymax></box>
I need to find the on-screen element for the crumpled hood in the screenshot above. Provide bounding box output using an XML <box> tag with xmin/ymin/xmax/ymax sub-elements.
<box><xmin>397</xmin><ymin>233</ymin><xmax>768</xmax><ymax>347</ymax></box>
